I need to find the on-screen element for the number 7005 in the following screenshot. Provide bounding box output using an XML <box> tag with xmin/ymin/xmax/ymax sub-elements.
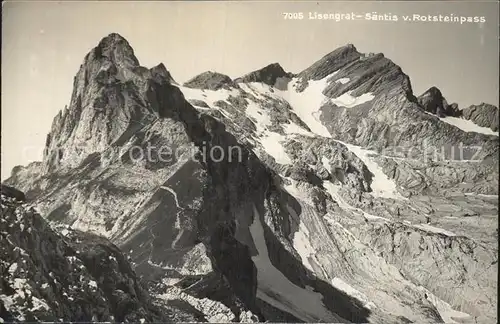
<box><xmin>283</xmin><ymin>12</ymin><xmax>304</xmax><ymax>19</ymax></box>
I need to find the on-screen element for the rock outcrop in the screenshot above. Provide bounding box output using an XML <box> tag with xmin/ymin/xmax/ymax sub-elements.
<box><xmin>183</xmin><ymin>71</ymin><xmax>238</xmax><ymax>91</ymax></box>
<box><xmin>461</xmin><ymin>103</ymin><xmax>499</xmax><ymax>131</ymax></box>
<box><xmin>42</xmin><ymin>33</ymin><xmax>175</xmax><ymax>172</ymax></box>
<box><xmin>235</xmin><ymin>63</ymin><xmax>293</xmax><ymax>86</ymax></box>
<box><xmin>0</xmin><ymin>186</ymin><xmax>198</xmax><ymax>322</ymax></box>
<box><xmin>417</xmin><ymin>86</ymin><xmax>461</xmax><ymax>117</ymax></box>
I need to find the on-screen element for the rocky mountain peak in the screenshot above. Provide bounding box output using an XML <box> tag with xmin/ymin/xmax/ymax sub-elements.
<box><xmin>150</xmin><ymin>62</ymin><xmax>168</xmax><ymax>77</ymax></box>
<box><xmin>183</xmin><ymin>71</ymin><xmax>237</xmax><ymax>90</ymax></box>
<box><xmin>297</xmin><ymin>44</ymin><xmax>362</xmax><ymax>81</ymax></box>
<box><xmin>92</xmin><ymin>32</ymin><xmax>139</xmax><ymax>68</ymax></box>
<box><xmin>236</xmin><ymin>63</ymin><xmax>293</xmax><ymax>86</ymax></box>
<box><xmin>294</xmin><ymin>44</ymin><xmax>414</xmax><ymax>100</ymax></box>
<box><xmin>150</xmin><ymin>63</ymin><xmax>175</xmax><ymax>84</ymax></box>
<box><xmin>344</xmin><ymin>43</ymin><xmax>357</xmax><ymax>51</ymax></box>
<box><xmin>417</xmin><ymin>86</ymin><xmax>460</xmax><ymax>117</ymax></box>
<box><xmin>98</xmin><ymin>32</ymin><xmax>128</xmax><ymax>45</ymax></box>
<box><xmin>41</xmin><ymin>34</ymin><xmax>177</xmax><ymax>172</ymax></box>
<box><xmin>329</xmin><ymin>43</ymin><xmax>360</xmax><ymax>57</ymax></box>
<box><xmin>420</xmin><ymin>86</ymin><xmax>444</xmax><ymax>100</ymax></box>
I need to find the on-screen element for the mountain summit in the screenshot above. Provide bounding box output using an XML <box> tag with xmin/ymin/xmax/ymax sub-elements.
<box><xmin>3</xmin><ymin>34</ymin><xmax>498</xmax><ymax>323</ymax></box>
<box><xmin>236</xmin><ymin>63</ymin><xmax>293</xmax><ymax>86</ymax></box>
<box><xmin>43</xmin><ymin>33</ymin><xmax>180</xmax><ymax>171</ymax></box>
<box><xmin>93</xmin><ymin>32</ymin><xmax>140</xmax><ymax>67</ymax></box>
<box><xmin>417</xmin><ymin>86</ymin><xmax>460</xmax><ymax>117</ymax></box>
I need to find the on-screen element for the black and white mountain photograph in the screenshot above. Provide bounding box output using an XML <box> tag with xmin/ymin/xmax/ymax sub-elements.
<box><xmin>1</xmin><ymin>1</ymin><xmax>498</xmax><ymax>323</ymax></box>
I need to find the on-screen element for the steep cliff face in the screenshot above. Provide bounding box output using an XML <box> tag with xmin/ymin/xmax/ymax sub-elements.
<box><xmin>3</xmin><ymin>34</ymin><xmax>498</xmax><ymax>323</ymax></box>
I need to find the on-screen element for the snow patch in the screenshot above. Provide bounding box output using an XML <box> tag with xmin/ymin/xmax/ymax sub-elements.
<box><xmin>331</xmin><ymin>277</ymin><xmax>376</xmax><ymax>310</ymax></box>
<box><xmin>30</xmin><ymin>296</ymin><xmax>49</xmax><ymax>311</ymax></box>
<box><xmin>423</xmin><ymin>288</ymin><xmax>471</xmax><ymax>324</ymax></box>
<box><xmin>241</xmin><ymin>96</ymin><xmax>293</xmax><ymax>164</ymax></box>
<box><xmin>178</xmin><ymin>85</ymin><xmax>239</xmax><ymax>110</ymax></box>
<box><xmin>8</xmin><ymin>263</ymin><xmax>18</xmax><ymax>274</ymax></box>
<box><xmin>330</xmin><ymin>91</ymin><xmax>375</xmax><ymax>108</ymax></box>
<box><xmin>439</xmin><ymin>116</ymin><xmax>499</xmax><ymax>136</ymax></box>
<box><xmin>245</xmin><ymin>99</ymin><xmax>271</xmax><ymax>132</ymax></box>
<box><xmin>336</xmin><ymin>78</ymin><xmax>350</xmax><ymax>84</ymax></box>
<box><xmin>277</xmin><ymin>75</ymin><xmax>334</xmax><ymax>137</ymax></box>
<box><xmin>283</xmin><ymin>123</ymin><xmax>315</xmax><ymax>136</ymax></box>
<box><xmin>88</xmin><ymin>280</ymin><xmax>98</xmax><ymax>288</ymax></box>
<box><xmin>362</xmin><ymin>213</ymin><xmax>389</xmax><ymax>221</ymax></box>
<box><xmin>321</xmin><ymin>156</ymin><xmax>330</xmax><ymax>167</ymax></box>
<box><xmin>283</xmin><ymin>178</ymin><xmax>314</xmax><ymax>206</ymax></box>
<box><xmin>160</xmin><ymin>186</ymin><xmax>181</xmax><ymax>209</ymax></box>
<box><xmin>292</xmin><ymin>221</ymin><xmax>315</xmax><ymax>271</ymax></box>
<box><xmin>323</xmin><ymin>178</ymin><xmax>389</xmax><ymax>222</ymax></box>
<box><xmin>464</xmin><ymin>193</ymin><xmax>498</xmax><ymax>198</ymax></box>
<box><xmin>240</xmin><ymin>83</ymin><xmax>268</xmax><ymax>99</ymax></box>
<box><xmin>260</xmin><ymin>132</ymin><xmax>291</xmax><ymax>164</ymax></box>
<box><xmin>413</xmin><ymin>224</ymin><xmax>456</xmax><ymax>237</ymax></box>
<box><xmin>12</xmin><ymin>278</ymin><xmax>27</xmax><ymax>291</ymax></box>
<box><xmin>323</xmin><ymin>181</ymin><xmax>353</xmax><ymax>211</ymax></box>
<box><xmin>337</xmin><ymin>141</ymin><xmax>404</xmax><ymax>200</ymax></box>
<box><xmin>249</xmin><ymin>205</ymin><xmax>344</xmax><ymax>322</ymax></box>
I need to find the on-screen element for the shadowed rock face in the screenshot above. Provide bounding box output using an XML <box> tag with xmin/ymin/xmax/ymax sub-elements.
<box><xmin>3</xmin><ymin>33</ymin><xmax>498</xmax><ymax>323</ymax></box>
<box><xmin>0</xmin><ymin>185</ymin><xmax>25</xmax><ymax>201</ymax></box>
<box><xmin>0</xmin><ymin>187</ymin><xmax>198</xmax><ymax>323</ymax></box>
<box><xmin>417</xmin><ymin>86</ymin><xmax>461</xmax><ymax>117</ymax></box>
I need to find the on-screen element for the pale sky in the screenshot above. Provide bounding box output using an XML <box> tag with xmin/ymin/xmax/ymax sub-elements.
<box><xmin>1</xmin><ymin>1</ymin><xmax>498</xmax><ymax>179</ymax></box>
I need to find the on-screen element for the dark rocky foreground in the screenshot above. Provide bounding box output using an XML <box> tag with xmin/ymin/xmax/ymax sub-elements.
<box><xmin>0</xmin><ymin>184</ymin><xmax>202</xmax><ymax>322</ymax></box>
